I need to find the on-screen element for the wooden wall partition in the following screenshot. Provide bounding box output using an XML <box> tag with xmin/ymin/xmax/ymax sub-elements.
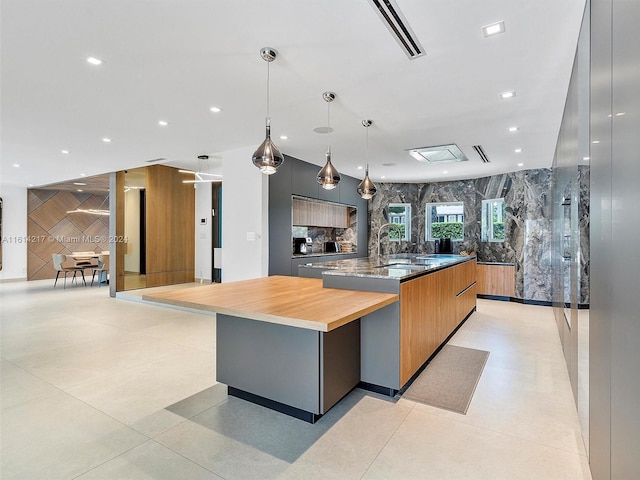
<box><xmin>144</xmin><ymin>165</ymin><xmax>195</xmax><ymax>287</ymax></box>
<box><xmin>26</xmin><ymin>189</ymin><xmax>109</xmax><ymax>280</ymax></box>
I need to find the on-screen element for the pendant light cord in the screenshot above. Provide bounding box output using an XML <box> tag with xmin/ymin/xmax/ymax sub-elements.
<box><xmin>327</xmin><ymin>100</ymin><xmax>331</xmax><ymax>153</ymax></box>
<box><xmin>266</xmin><ymin>59</ymin><xmax>270</xmax><ymax>124</ymax></box>
<box><xmin>365</xmin><ymin>123</ymin><xmax>369</xmax><ymax>171</ymax></box>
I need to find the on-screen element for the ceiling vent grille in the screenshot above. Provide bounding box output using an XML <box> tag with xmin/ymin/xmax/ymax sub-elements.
<box><xmin>407</xmin><ymin>144</ymin><xmax>469</xmax><ymax>164</ymax></box>
<box><xmin>472</xmin><ymin>145</ymin><xmax>491</xmax><ymax>163</ymax></box>
<box><xmin>368</xmin><ymin>0</ymin><xmax>425</xmax><ymax>59</ymax></box>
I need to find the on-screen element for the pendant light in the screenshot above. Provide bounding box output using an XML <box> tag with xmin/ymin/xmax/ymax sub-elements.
<box><xmin>357</xmin><ymin>120</ymin><xmax>377</xmax><ymax>199</ymax></box>
<box><xmin>317</xmin><ymin>91</ymin><xmax>341</xmax><ymax>190</ymax></box>
<box><xmin>180</xmin><ymin>155</ymin><xmax>223</xmax><ymax>183</ymax></box>
<box><xmin>252</xmin><ymin>47</ymin><xmax>284</xmax><ymax>175</ymax></box>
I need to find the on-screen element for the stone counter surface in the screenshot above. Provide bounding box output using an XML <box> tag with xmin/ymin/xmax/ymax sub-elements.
<box><xmin>298</xmin><ymin>253</ymin><xmax>476</xmax><ymax>281</ymax></box>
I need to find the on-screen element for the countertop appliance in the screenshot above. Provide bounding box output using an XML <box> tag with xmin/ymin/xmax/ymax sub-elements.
<box><xmin>434</xmin><ymin>238</ymin><xmax>453</xmax><ymax>254</ymax></box>
<box><xmin>294</xmin><ymin>237</ymin><xmax>313</xmax><ymax>255</ymax></box>
<box><xmin>324</xmin><ymin>241</ymin><xmax>341</xmax><ymax>253</ymax></box>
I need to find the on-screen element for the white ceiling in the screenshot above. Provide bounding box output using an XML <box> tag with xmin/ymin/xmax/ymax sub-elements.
<box><xmin>1</xmin><ymin>0</ymin><xmax>587</xmax><ymax>190</ymax></box>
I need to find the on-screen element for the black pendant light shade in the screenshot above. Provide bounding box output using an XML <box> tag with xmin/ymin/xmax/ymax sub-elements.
<box><xmin>252</xmin><ymin>121</ymin><xmax>284</xmax><ymax>175</ymax></box>
<box><xmin>317</xmin><ymin>92</ymin><xmax>341</xmax><ymax>190</ymax></box>
<box><xmin>357</xmin><ymin>120</ymin><xmax>377</xmax><ymax>199</ymax></box>
<box><xmin>317</xmin><ymin>149</ymin><xmax>341</xmax><ymax>190</ymax></box>
<box><xmin>252</xmin><ymin>47</ymin><xmax>283</xmax><ymax>175</ymax></box>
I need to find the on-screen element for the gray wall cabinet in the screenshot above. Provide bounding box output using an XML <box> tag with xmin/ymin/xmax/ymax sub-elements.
<box><xmin>269</xmin><ymin>155</ymin><xmax>369</xmax><ymax>276</ymax></box>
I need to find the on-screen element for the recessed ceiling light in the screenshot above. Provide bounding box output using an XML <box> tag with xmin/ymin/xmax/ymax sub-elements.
<box><xmin>357</xmin><ymin>165</ymin><xmax>363</xmax><ymax>170</ymax></box>
<box><xmin>615</xmin><ymin>112</ymin><xmax>626</xmax><ymax>116</ymax></box>
<box><xmin>517</xmin><ymin>162</ymin><xmax>524</xmax><ymax>167</ymax></box>
<box><xmin>279</xmin><ymin>135</ymin><xmax>288</xmax><ymax>140</ymax></box>
<box><xmin>80</xmin><ymin>173</ymin><xmax>87</xmax><ymax>177</ymax></box>
<box><xmin>73</xmin><ymin>182</ymin><xmax>87</xmax><ymax>186</ymax></box>
<box><xmin>482</xmin><ymin>21</ymin><xmax>505</xmax><ymax>37</ymax></box>
<box><xmin>592</xmin><ymin>140</ymin><xmax>600</xmax><ymax>144</ymax></box>
<box><xmin>210</xmin><ymin>106</ymin><xmax>222</xmax><ymax>113</ymax></box>
<box><xmin>381</xmin><ymin>176</ymin><xmax>386</xmax><ymax>179</ymax></box>
<box><xmin>500</xmin><ymin>90</ymin><xmax>516</xmax><ymax>99</ymax></box>
<box><xmin>442</xmin><ymin>170</ymin><xmax>448</xmax><ymax>174</ymax></box>
<box><xmin>158</xmin><ymin>120</ymin><xmax>168</xmax><ymax>126</ymax></box>
<box><xmin>12</xmin><ymin>163</ymin><xmax>20</xmax><ymax>167</ymax></box>
<box><xmin>77</xmin><ymin>189</ymin><xmax>83</xmax><ymax>192</ymax></box>
<box><xmin>583</xmin><ymin>156</ymin><xmax>590</xmax><ymax>161</ymax></box>
<box><xmin>61</xmin><ymin>149</ymin><xmax>70</xmax><ymax>154</ymax></box>
<box><xmin>508</xmin><ymin>126</ymin><xmax>519</xmax><ymax>132</ymax></box>
<box><xmin>86</xmin><ymin>56</ymin><xmax>103</xmax><ymax>65</ymax></box>
<box><xmin>514</xmin><ymin>148</ymin><xmax>522</xmax><ymax>153</ymax></box>
<box><xmin>102</xmin><ymin>138</ymin><xmax>112</xmax><ymax>143</ymax></box>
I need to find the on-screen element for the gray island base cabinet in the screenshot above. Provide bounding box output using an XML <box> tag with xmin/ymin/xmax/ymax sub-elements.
<box><xmin>142</xmin><ymin>276</ymin><xmax>398</xmax><ymax>424</ymax></box>
<box><xmin>217</xmin><ymin>313</ymin><xmax>360</xmax><ymax>423</ymax></box>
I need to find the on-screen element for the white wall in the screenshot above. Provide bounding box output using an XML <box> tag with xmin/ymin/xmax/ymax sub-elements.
<box><xmin>0</xmin><ymin>184</ymin><xmax>28</xmax><ymax>281</ymax></box>
<box><xmin>194</xmin><ymin>182</ymin><xmax>213</xmax><ymax>282</ymax></box>
<box><xmin>220</xmin><ymin>146</ymin><xmax>269</xmax><ymax>282</ymax></box>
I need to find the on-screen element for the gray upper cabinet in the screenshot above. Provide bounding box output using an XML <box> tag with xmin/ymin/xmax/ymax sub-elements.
<box><xmin>339</xmin><ymin>175</ymin><xmax>360</xmax><ymax>205</ymax></box>
<box><xmin>292</xmin><ymin>159</ymin><xmax>319</xmax><ymax>198</ymax></box>
<box><xmin>317</xmin><ymin>180</ymin><xmax>341</xmax><ymax>201</ymax></box>
<box><xmin>269</xmin><ymin>156</ymin><xmax>369</xmax><ymax>277</ymax></box>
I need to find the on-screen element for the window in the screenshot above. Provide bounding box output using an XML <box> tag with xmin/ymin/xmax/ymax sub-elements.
<box><xmin>481</xmin><ymin>198</ymin><xmax>505</xmax><ymax>242</ymax></box>
<box><xmin>387</xmin><ymin>203</ymin><xmax>411</xmax><ymax>241</ymax></box>
<box><xmin>425</xmin><ymin>202</ymin><xmax>464</xmax><ymax>241</ymax></box>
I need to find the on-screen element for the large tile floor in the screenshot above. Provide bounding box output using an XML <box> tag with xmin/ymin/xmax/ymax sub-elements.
<box><xmin>0</xmin><ymin>280</ymin><xmax>592</xmax><ymax>480</ymax></box>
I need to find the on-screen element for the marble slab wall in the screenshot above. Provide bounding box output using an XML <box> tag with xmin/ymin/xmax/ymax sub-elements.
<box><xmin>368</xmin><ymin>168</ymin><xmax>589</xmax><ymax>303</ymax></box>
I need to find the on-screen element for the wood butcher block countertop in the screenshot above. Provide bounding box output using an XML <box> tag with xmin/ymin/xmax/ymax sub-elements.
<box><xmin>142</xmin><ymin>275</ymin><xmax>398</xmax><ymax>332</ymax></box>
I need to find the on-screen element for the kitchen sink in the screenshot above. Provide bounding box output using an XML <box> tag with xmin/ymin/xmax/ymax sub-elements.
<box><xmin>374</xmin><ymin>263</ymin><xmax>426</xmax><ymax>269</ymax></box>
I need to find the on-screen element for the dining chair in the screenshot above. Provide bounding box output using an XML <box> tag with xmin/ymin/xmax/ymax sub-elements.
<box><xmin>52</xmin><ymin>253</ymin><xmax>86</xmax><ymax>288</ymax></box>
<box><xmin>91</xmin><ymin>253</ymin><xmax>110</xmax><ymax>286</ymax></box>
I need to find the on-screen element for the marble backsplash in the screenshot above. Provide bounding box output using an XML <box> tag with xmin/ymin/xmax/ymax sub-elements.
<box><xmin>368</xmin><ymin>168</ymin><xmax>589</xmax><ymax>303</ymax></box>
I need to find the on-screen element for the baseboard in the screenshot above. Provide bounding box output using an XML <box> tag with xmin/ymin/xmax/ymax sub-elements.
<box><xmin>478</xmin><ymin>294</ymin><xmax>590</xmax><ymax>309</ymax></box>
<box><xmin>0</xmin><ymin>277</ymin><xmax>28</xmax><ymax>283</ymax></box>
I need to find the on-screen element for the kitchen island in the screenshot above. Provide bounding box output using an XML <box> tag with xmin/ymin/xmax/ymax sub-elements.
<box><xmin>143</xmin><ymin>254</ymin><xmax>476</xmax><ymax>423</ymax></box>
<box><xmin>299</xmin><ymin>254</ymin><xmax>477</xmax><ymax>393</ymax></box>
<box><xmin>143</xmin><ymin>276</ymin><xmax>398</xmax><ymax>423</ymax></box>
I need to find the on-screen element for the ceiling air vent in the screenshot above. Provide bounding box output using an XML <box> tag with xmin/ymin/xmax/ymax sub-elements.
<box><xmin>407</xmin><ymin>144</ymin><xmax>469</xmax><ymax>164</ymax></box>
<box><xmin>368</xmin><ymin>0</ymin><xmax>425</xmax><ymax>59</ymax></box>
<box><xmin>472</xmin><ymin>145</ymin><xmax>491</xmax><ymax>163</ymax></box>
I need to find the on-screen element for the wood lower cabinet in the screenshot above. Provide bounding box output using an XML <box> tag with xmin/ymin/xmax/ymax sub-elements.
<box><xmin>476</xmin><ymin>263</ymin><xmax>515</xmax><ymax>297</ymax></box>
<box><xmin>456</xmin><ymin>283</ymin><xmax>477</xmax><ymax>324</ymax></box>
<box><xmin>399</xmin><ymin>258</ymin><xmax>476</xmax><ymax>386</ymax></box>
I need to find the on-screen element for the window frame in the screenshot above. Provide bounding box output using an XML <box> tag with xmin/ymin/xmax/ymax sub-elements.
<box><xmin>481</xmin><ymin>198</ymin><xmax>505</xmax><ymax>242</ymax></box>
<box><xmin>425</xmin><ymin>201</ymin><xmax>465</xmax><ymax>241</ymax></box>
<box><xmin>387</xmin><ymin>203</ymin><xmax>411</xmax><ymax>242</ymax></box>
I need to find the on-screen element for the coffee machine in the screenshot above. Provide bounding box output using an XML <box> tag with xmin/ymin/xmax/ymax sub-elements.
<box><xmin>434</xmin><ymin>238</ymin><xmax>453</xmax><ymax>254</ymax></box>
<box><xmin>293</xmin><ymin>237</ymin><xmax>313</xmax><ymax>255</ymax></box>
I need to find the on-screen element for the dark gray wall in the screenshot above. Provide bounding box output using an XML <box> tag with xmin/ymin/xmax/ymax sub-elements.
<box><xmin>268</xmin><ymin>155</ymin><xmax>369</xmax><ymax>276</ymax></box>
<box><xmin>590</xmin><ymin>0</ymin><xmax>640</xmax><ymax>478</ymax></box>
